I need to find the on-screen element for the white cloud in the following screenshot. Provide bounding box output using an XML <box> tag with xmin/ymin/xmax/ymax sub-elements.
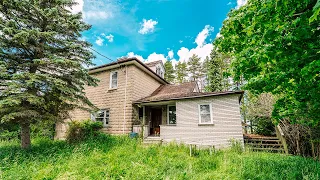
<box><xmin>171</xmin><ymin>59</ymin><xmax>179</xmax><ymax>68</ymax></box>
<box><xmin>126</xmin><ymin>50</ymin><xmax>175</xmax><ymax>64</ymax></box>
<box><xmin>102</xmin><ymin>33</ymin><xmax>114</xmax><ymax>42</ymax></box>
<box><xmin>125</xmin><ymin>25</ymin><xmax>214</xmax><ymax>68</ymax></box>
<box><xmin>227</xmin><ymin>2</ymin><xmax>232</xmax><ymax>5</ymax></box>
<box><xmin>195</xmin><ymin>25</ymin><xmax>214</xmax><ymax>47</ymax></box>
<box><xmin>177</xmin><ymin>44</ymin><xmax>213</xmax><ymax>63</ymax></box>
<box><xmin>177</xmin><ymin>25</ymin><xmax>214</xmax><ymax>63</ymax></box>
<box><xmin>84</xmin><ymin>11</ymin><xmax>113</xmax><ymax>20</ymax></box>
<box><xmin>216</xmin><ymin>32</ymin><xmax>222</xmax><ymax>38</ymax></box>
<box><xmin>138</xmin><ymin>19</ymin><xmax>158</xmax><ymax>34</ymax></box>
<box><xmin>146</xmin><ymin>53</ymin><xmax>167</xmax><ymax>63</ymax></box>
<box><xmin>236</xmin><ymin>0</ymin><xmax>247</xmax><ymax>9</ymax></box>
<box><xmin>69</xmin><ymin>0</ymin><xmax>83</xmax><ymax>14</ymax></box>
<box><xmin>179</xmin><ymin>40</ymin><xmax>183</xmax><ymax>43</ymax></box>
<box><xmin>168</xmin><ymin>50</ymin><xmax>174</xmax><ymax>59</ymax></box>
<box><xmin>95</xmin><ymin>36</ymin><xmax>104</xmax><ymax>46</ymax></box>
<box><xmin>127</xmin><ymin>52</ymin><xmax>144</xmax><ymax>61</ymax></box>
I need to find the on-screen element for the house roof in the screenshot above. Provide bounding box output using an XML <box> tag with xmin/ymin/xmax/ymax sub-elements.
<box><xmin>145</xmin><ymin>60</ymin><xmax>163</xmax><ymax>67</ymax></box>
<box><xmin>88</xmin><ymin>57</ymin><xmax>169</xmax><ymax>84</ymax></box>
<box><xmin>134</xmin><ymin>82</ymin><xmax>244</xmax><ymax>104</ymax></box>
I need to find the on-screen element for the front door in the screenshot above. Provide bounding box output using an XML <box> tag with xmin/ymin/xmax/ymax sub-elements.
<box><xmin>150</xmin><ymin>108</ymin><xmax>162</xmax><ymax>136</ymax></box>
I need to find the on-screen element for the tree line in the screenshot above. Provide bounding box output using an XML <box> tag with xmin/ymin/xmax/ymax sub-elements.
<box><xmin>164</xmin><ymin>49</ymin><xmax>234</xmax><ymax>92</ymax></box>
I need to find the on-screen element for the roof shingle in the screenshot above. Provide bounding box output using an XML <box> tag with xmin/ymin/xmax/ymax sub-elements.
<box><xmin>145</xmin><ymin>60</ymin><xmax>163</xmax><ymax>67</ymax></box>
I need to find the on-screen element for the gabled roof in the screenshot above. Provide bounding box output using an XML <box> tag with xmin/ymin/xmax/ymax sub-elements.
<box><xmin>134</xmin><ymin>82</ymin><xmax>244</xmax><ymax>104</ymax></box>
<box><xmin>88</xmin><ymin>57</ymin><xmax>169</xmax><ymax>84</ymax></box>
<box><xmin>145</xmin><ymin>60</ymin><xmax>163</xmax><ymax>67</ymax></box>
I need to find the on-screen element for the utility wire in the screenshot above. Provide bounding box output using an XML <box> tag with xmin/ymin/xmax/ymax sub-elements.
<box><xmin>89</xmin><ymin>47</ymin><xmax>115</xmax><ymax>63</ymax></box>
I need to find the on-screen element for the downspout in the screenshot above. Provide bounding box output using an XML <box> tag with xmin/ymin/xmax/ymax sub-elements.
<box><xmin>122</xmin><ymin>65</ymin><xmax>128</xmax><ymax>134</ymax></box>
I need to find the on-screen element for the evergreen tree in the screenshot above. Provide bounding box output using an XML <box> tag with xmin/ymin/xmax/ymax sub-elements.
<box><xmin>205</xmin><ymin>49</ymin><xmax>224</xmax><ymax>92</ymax></box>
<box><xmin>175</xmin><ymin>61</ymin><xmax>188</xmax><ymax>84</ymax></box>
<box><xmin>164</xmin><ymin>60</ymin><xmax>175</xmax><ymax>83</ymax></box>
<box><xmin>187</xmin><ymin>54</ymin><xmax>203</xmax><ymax>81</ymax></box>
<box><xmin>0</xmin><ymin>0</ymin><xmax>98</xmax><ymax>148</ymax></box>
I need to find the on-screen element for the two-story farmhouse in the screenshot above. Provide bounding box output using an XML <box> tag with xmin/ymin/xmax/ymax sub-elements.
<box><xmin>56</xmin><ymin>57</ymin><xmax>244</xmax><ymax>148</ymax></box>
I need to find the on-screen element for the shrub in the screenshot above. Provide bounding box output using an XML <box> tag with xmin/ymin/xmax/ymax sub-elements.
<box><xmin>252</xmin><ymin>116</ymin><xmax>275</xmax><ymax>136</ymax></box>
<box><xmin>31</xmin><ymin>120</ymin><xmax>56</xmax><ymax>139</ymax></box>
<box><xmin>0</xmin><ymin>122</ymin><xmax>20</xmax><ymax>141</ymax></box>
<box><xmin>66</xmin><ymin>120</ymin><xmax>103</xmax><ymax>143</ymax></box>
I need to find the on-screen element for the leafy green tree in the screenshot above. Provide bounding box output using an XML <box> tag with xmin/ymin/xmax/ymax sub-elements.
<box><xmin>164</xmin><ymin>60</ymin><xmax>175</xmax><ymax>83</ymax></box>
<box><xmin>0</xmin><ymin>0</ymin><xmax>98</xmax><ymax>148</ymax></box>
<box><xmin>187</xmin><ymin>54</ymin><xmax>203</xmax><ymax>81</ymax></box>
<box><xmin>175</xmin><ymin>61</ymin><xmax>188</xmax><ymax>83</ymax></box>
<box><xmin>216</xmin><ymin>0</ymin><xmax>320</xmax><ymax>126</ymax></box>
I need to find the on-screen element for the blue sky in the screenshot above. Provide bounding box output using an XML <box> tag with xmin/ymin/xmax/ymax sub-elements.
<box><xmin>71</xmin><ymin>0</ymin><xmax>246</xmax><ymax>66</ymax></box>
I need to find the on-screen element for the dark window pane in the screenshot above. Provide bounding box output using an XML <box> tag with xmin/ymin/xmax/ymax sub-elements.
<box><xmin>111</xmin><ymin>72</ymin><xmax>118</xmax><ymax>88</ymax></box>
<box><xmin>168</xmin><ymin>106</ymin><xmax>176</xmax><ymax>124</ymax></box>
<box><xmin>200</xmin><ymin>114</ymin><xmax>211</xmax><ymax>123</ymax></box>
<box><xmin>96</xmin><ymin>118</ymin><xmax>104</xmax><ymax>123</ymax></box>
<box><xmin>200</xmin><ymin>105</ymin><xmax>210</xmax><ymax>114</ymax></box>
<box><xmin>97</xmin><ymin>111</ymin><xmax>104</xmax><ymax>118</ymax></box>
<box><xmin>139</xmin><ymin>107</ymin><xmax>143</xmax><ymax>119</ymax></box>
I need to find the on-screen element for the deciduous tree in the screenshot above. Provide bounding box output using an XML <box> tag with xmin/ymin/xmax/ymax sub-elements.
<box><xmin>216</xmin><ymin>0</ymin><xmax>320</xmax><ymax>126</ymax></box>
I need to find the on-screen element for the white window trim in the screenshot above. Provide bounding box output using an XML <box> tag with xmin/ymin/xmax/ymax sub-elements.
<box><xmin>167</xmin><ymin>105</ymin><xmax>176</xmax><ymax>125</ymax></box>
<box><xmin>109</xmin><ymin>71</ymin><xmax>118</xmax><ymax>89</ymax></box>
<box><xmin>198</xmin><ymin>103</ymin><xmax>213</xmax><ymax>124</ymax></box>
<box><xmin>91</xmin><ymin>109</ymin><xmax>110</xmax><ymax>127</ymax></box>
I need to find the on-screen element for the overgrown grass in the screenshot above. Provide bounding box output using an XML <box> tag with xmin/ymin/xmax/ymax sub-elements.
<box><xmin>0</xmin><ymin>134</ymin><xmax>319</xmax><ymax>179</ymax></box>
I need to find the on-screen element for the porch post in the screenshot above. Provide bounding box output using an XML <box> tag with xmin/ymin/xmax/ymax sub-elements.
<box><xmin>142</xmin><ymin>106</ymin><xmax>146</xmax><ymax>125</ymax></box>
<box><xmin>142</xmin><ymin>105</ymin><xmax>146</xmax><ymax>138</ymax></box>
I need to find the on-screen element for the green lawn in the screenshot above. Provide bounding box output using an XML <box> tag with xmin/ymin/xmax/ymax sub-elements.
<box><xmin>0</xmin><ymin>134</ymin><xmax>319</xmax><ymax>180</ymax></box>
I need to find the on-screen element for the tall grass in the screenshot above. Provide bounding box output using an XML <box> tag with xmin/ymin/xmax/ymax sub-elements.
<box><xmin>0</xmin><ymin>134</ymin><xmax>319</xmax><ymax>180</ymax></box>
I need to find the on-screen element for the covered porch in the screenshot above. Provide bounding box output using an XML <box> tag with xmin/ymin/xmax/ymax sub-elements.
<box><xmin>133</xmin><ymin>101</ymin><xmax>176</xmax><ymax>138</ymax></box>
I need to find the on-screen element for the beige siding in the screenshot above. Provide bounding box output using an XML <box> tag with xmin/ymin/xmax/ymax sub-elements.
<box><xmin>160</xmin><ymin>94</ymin><xmax>243</xmax><ymax>149</ymax></box>
<box><xmin>132</xmin><ymin>66</ymin><xmax>162</xmax><ymax>101</ymax></box>
<box><xmin>55</xmin><ymin>65</ymin><xmax>162</xmax><ymax>139</ymax></box>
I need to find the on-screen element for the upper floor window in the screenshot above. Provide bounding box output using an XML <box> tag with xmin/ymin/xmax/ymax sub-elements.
<box><xmin>198</xmin><ymin>104</ymin><xmax>213</xmax><ymax>124</ymax></box>
<box><xmin>91</xmin><ymin>109</ymin><xmax>110</xmax><ymax>127</ymax></box>
<box><xmin>167</xmin><ymin>105</ymin><xmax>176</xmax><ymax>125</ymax></box>
<box><xmin>110</xmin><ymin>71</ymin><xmax>118</xmax><ymax>89</ymax></box>
<box><xmin>156</xmin><ymin>67</ymin><xmax>160</xmax><ymax>75</ymax></box>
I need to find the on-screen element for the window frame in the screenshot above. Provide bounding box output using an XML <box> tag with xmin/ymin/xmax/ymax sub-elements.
<box><xmin>198</xmin><ymin>103</ymin><xmax>213</xmax><ymax>124</ymax></box>
<box><xmin>109</xmin><ymin>71</ymin><xmax>118</xmax><ymax>89</ymax></box>
<box><xmin>167</xmin><ymin>105</ymin><xmax>177</xmax><ymax>125</ymax></box>
<box><xmin>91</xmin><ymin>109</ymin><xmax>110</xmax><ymax>127</ymax></box>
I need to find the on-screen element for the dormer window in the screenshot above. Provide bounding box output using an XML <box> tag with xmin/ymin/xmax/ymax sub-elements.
<box><xmin>156</xmin><ymin>67</ymin><xmax>160</xmax><ymax>75</ymax></box>
<box><xmin>110</xmin><ymin>71</ymin><xmax>118</xmax><ymax>89</ymax></box>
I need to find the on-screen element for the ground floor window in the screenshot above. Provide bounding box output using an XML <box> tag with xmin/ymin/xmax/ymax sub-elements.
<box><xmin>168</xmin><ymin>105</ymin><xmax>176</xmax><ymax>125</ymax></box>
<box><xmin>91</xmin><ymin>109</ymin><xmax>109</xmax><ymax>127</ymax></box>
<box><xmin>198</xmin><ymin>104</ymin><xmax>213</xmax><ymax>124</ymax></box>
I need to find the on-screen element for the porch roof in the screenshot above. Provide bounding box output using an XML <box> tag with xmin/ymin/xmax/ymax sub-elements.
<box><xmin>134</xmin><ymin>82</ymin><xmax>244</xmax><ymax>104</ymax></box>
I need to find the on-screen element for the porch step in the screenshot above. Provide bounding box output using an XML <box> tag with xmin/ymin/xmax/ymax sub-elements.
<box><xmin>244</xmin><ymin>134</ymin><xmax>285</xmax><ymax>153</ymax></box>
<box><xmin>249</xmin><ymin>147</ymin><xmax>285</xmax><ymax>152</ymax></box>
<box><xmin>245</xmin><ymin>139</ymin><xmax>281</xmax><ymax>143</ymax></box>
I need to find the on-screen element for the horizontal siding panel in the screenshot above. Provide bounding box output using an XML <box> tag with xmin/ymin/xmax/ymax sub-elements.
<box><xmin>160</xmin><ymin>94</ymin><xmax>243</xmax><ymax>149</ymax></box>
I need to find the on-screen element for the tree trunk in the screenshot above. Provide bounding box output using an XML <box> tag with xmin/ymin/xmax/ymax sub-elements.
<box><xmin>21</xmin><ymin>122</ymin><xmax>31</xmax><ymax>149</ymax></box>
